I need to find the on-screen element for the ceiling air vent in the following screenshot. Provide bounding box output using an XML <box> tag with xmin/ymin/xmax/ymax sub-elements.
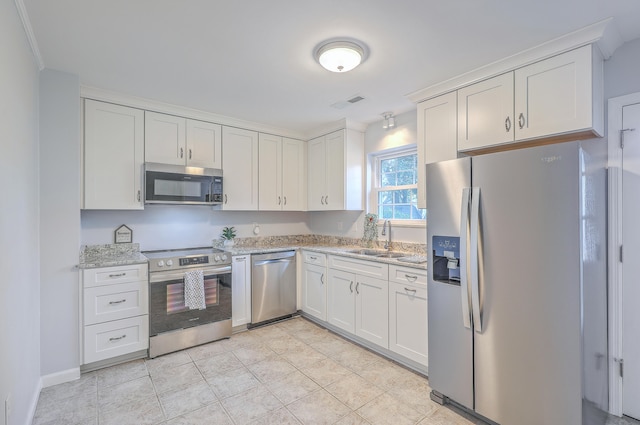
<box><xmin>348</xmin><ymin>96</ymin><xmax>365</xmax><ymax>103</ymax></box>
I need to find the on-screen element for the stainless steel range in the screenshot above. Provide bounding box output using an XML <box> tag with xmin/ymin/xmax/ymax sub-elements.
<box><xmin>144</xmin><ymin>247</ymin><xmax>232</xmax><ymax>358</ymax></box>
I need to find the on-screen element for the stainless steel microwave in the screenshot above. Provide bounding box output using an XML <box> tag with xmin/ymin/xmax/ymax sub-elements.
<box><xmin>144</xmin><ymin>162</ymin><xmax>223</xmax><ymax>205</ymax></box>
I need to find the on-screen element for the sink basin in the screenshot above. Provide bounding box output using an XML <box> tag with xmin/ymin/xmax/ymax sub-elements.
<box><xmin>374</xmin><ymin>252</ymin><xmax>405</xmax><ymax>258</ymax></box>
<box><xmin>396</xmin><ymin>256</ymin><xmax>428</xmax><ymax>264</ymax></box>
<box><xmin>346</xmin><ymin>249</ymin><xmax>386</xmax><ymax>256</ymax></box>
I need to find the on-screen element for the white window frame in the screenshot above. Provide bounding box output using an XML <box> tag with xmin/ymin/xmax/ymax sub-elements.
<box><xmin>369</xmin><ymin>147</ymin><xmax>426</xmax><ymax>228</ymax></box>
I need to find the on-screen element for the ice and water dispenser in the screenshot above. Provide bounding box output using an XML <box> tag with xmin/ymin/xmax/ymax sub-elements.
<box><xmin>431</xmin><ymin>236</ymin><xmax>460</xmax><ymax>283</ymax></box>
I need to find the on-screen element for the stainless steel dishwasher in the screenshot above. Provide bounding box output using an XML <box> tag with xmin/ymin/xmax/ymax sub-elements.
<box><xmin>251</xmin><ymin>250</ymin><xmax>297</xmax><ymax>326</ymax></box>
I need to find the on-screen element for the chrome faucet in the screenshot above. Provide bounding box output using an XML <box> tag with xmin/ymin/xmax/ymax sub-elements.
<box><xmin>381</xmin><ymin>220</ymin><xmax>391</xmax><ymax>251</ymax></box>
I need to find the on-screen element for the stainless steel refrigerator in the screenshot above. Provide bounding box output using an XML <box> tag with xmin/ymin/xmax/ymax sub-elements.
<box><xmin>426</xmin><ymin>140</ymin><xmax>609</xmax><ymax>425</ymax></box>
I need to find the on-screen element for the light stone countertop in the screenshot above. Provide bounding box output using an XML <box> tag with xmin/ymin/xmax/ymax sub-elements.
<box><xmin>78</xmin><ymin>243</ymin><xmax>148</xmax><ymax>269</ymax></box>
<box><xmin>78</xmin><ymin>239</ymin><xmax>427</xmax><ymax>271</ymax></box>
<box><xmin>224</xmin><ymin>244</ymin><xmax>428</xmax><ymax>270</ymax></box>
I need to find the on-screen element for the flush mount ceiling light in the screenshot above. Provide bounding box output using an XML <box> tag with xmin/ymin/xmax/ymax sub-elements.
<box><xmin>315</xmin><ymin>39</ymin><xmax>367</xmax><ymax>73</ymax></box>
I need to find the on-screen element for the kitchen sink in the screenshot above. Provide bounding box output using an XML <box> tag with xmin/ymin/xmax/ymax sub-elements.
<box><xmin>346</xmin><ymin>249</ymin><xmax>386</xmax><ymax>256</ymax></box>
<box><xmin>374</xmin><ymin>252</ymin><xmax>405</xmax><ymax>258</ymax></box>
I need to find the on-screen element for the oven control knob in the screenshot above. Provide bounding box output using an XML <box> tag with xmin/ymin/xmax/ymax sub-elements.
<box><xmin>221</xmin><ymin>254</ymin><xmax>228</xmax><ymax>261</ymax></box>
<box><xmin>214</xmin><ymin>255</ymin><xmax>221</xmax><ymax>262</ymax></box>
<box><xmin>157</xmin><ymin>260</ymin><xmax>164</xmax><ymax>267</ymax></box>
<box><xmin>166</xmin><ymin>260</ymin><xmax>173</xmax><ymax>266</ymax></box>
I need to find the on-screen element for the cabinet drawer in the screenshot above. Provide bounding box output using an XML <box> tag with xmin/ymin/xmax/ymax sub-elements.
<box><xmin>84</xmin><ymin>315</ymin><xmax>149</xmax><ymax>364</ymax></box>
<box><xmin>389</xmin><ymin>265</ymin><xmax>427</xmax><ymax>287</ymax></box>
<box><xmin>302</xmin><ymin>251</ymin><xmax>326</xmax><ymax>266</ymax></box>
<box><xmin>83</xmin><ymin>264</ymin><xmax>148</xmax><ymax>288</ymax></box>
<box><xmin>329</xmin><ymin>255</ymin><xmax>388</xmax><ymax>280</ymax></box>
<box><xmin>84</xmin><ymin>281</ymin><xmax>149</xmax><ymax>325</ymax></box>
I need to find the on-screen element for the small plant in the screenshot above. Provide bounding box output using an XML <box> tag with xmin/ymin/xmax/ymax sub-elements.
<box><xmin>221</xmin><ymin>226</ymin><xmax>237</xmax><ymax>240</ymax></box>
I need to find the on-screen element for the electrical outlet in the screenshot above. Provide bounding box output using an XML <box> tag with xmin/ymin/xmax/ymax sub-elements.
<box><xmin>337</xmin><ymin>221</ymin><xmax>343</xmax><ymax>231</ymax></box>
<box><xmin>5</xmin><ymin>393</ymin><xmax>11</xmax><ymax>425</ymax></box>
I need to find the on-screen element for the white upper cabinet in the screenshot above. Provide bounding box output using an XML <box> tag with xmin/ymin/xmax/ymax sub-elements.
<box><xmin>457</xmin><ymin>45</ymin><xmax>603</xmax><ymax>153</ymax></box>
<box><xmin>222</xmin><ymin>126</ymin><xmax>259</xmax><ymax>210</ymax></box>
<box><xmin>281</xmin><ymin>137</ymin><xmax>306</xmax><ymax>211</ymax></box>
<box><xmin>83</xmin><ymin>99</ymin><xmax>144</xmax><ymax>210</ymax></box>
<box><xmin>457</xmin><ymin>72</ymin><xmax>515</xmax><ymax>152</ymax></box>
<box><xmin>186</xmin><ymin>119</ymin><xmax>222</xmax><ymax>169</ymax></box>
<box><xmin>258</xmin><ymin>134</ymin><xmax>306</xmax><ymax>211</ymax></box>
<box><xmin>307</xmin><ymin>129</ymin><xmax>364</xmax><ymax>211</ymax></box>
<box><xmin>514</xmin><ymin>45</ymin><xmax>601</xmax><ymax>141</ymax></box>
<box><xmin>145</xmin><ymin>111</ymin><xmax>221</xmax><ymax>169</ymax></box>
<box><xmin>416</xmin><ymin>91</ymin><xmax>458</xmax><ymax>209</ymax></box>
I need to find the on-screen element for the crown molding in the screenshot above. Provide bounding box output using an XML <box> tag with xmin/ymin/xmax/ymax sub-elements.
<box><xmin>407</xmin><ymin>18</ymin><xmax>622</xmax><ymax>103</ymax></box>
<box><xmin>80</xmin><ymin>85</ymin><xmax>307</xmax><ymax>140</ymax></box>
<box><xmin>304</xmin><ymin>118</ymin><xmax>367</xmax><ymax>140</ymax></box>
<box><xmin>14</xmin><ymin>0</ymin><xmax>44</xmax><ymax>70</ymax></box>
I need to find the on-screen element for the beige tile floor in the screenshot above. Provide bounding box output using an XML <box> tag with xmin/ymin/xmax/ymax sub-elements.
<box><xmin>33</xmin><ymin>317</ymin><xmax>640</xmax><ymax>425</ymax></box>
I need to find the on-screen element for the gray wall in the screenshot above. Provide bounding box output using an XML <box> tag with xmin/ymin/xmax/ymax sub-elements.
<box><xmin>39</xmin><ymin>69</ymin><xmax>81</xmax><ymax>376</ymax></box>
<box><xmin>605</xmin><ymin>37</ymin><xmax>640</xmax><ymax>101</ymax></box>
<box><xmin>0</xmin><ymin>1</ymin><xmax>41</xmax><ymax>424</ymax></box>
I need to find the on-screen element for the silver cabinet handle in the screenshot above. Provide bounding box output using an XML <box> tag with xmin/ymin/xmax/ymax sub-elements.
<box><xmin>505</xmin><ymin>116</ymin><xmax>511</xmax><ymax>132</ymax></box>
<box><xmin>309</xmin><ymin>256</ymin><xmax>317</xmax><ymax>260</ymax></box>
<box><xmin>320</xmin><ymin>196</ymin><xmax>325</xmax><ymax>205</ymax></box>
<box><xmin>404</xmin><ymin>287</ymin><xmax>417</xmax><ymax>293</ymax></box>
<box><xmin>278</xmin><ymin>196</ymin><xmax>281</xmax><ymax>205</ymax></box>
<box><xmin>224</xmin><ymin>194</ymin><xmax>228</xmax><ymax>204</ymax></box>
<box><xmin>137</xmin><ymin>190</ymin><xmax>141</xmax><ymax>202</ymax></box>
<box><xmin>109</xmin><ymin>335</ymin><xmax>126</xmax><ymax>342</ymax></box>
<box><xmin>320</xmin><ymin>274</ymin><xmax>324</xmax><ymax>284</ymax></box>
<box><xmin>355</xmin><ymin>282</ymin><xmax>360</xmax><ymax>295</ymax></box>
<box><xmin>325</xmin><ymin>196</ymin><xmax>328</xmax><ymax>205</ymax></box>
<box><xmin>283</xmin><ymin>196</ymin><xmax>287</xmax><ymax>205</ymax></box>
<box><xmin>189</xmin><ymin>148</ymin><xmax>192</xmax><ymax>159</ymax></box>
<box><xmin>108</xmin><ymin>273</ymin><xmax>126</xmax><ymax>278</ymax></box>
<box><xmin>109</xmin><ymin>299</ymin><xmax>126</xmax><ymax>305</ymax></box>
<box><xmin>518</xmin><ymin>113</ymin><xmax>525</xmax><ymax>129</ymax></box>
<box><xmin>180</xmin><ymin>147</ymin><xmax>184</xmax><ymax>158</ymax></box>
<box><xmin>404</xmin><ymin>274</ymin><xmax>418</xmax><ymax>282</ymax></box>
<box><xmin>350</xmin><ymin>281</ymin><xmax>354</xmax><ymax>293</ymax></box>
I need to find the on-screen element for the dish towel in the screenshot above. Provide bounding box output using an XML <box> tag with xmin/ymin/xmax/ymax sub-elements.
<box><xmin>184</xmin><ymin>270</ymin><xmax>206</xmax><ymax>310</ymax></box>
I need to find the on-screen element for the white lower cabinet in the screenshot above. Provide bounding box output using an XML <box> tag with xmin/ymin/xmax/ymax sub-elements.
<box><xmin>328</xmin><ymin>255</ymin><xmax>389</xmax><ymax>348</ymax></box>
<box><xmin>81</xmin><ymin>264</ymin><xmax>149</xmax><ymax>365</ymax></box>
<box><xmin>301</xmin><ymin>251</ymin><xmax>327</xmax><ymax>321</ymax></box>
<box><xmin>388</xmin><ymin>265</ymin><xmax>428</xmax><ymax>366</ymax></box>
<box><xmin>232</xmin><ymin>255</ymin><xmax>252</xmax><ymax>327</ymax></box>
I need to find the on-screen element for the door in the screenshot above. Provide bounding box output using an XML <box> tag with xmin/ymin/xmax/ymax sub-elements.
<box><xmin>258</xmin><ymin>133</ymin><xmax>282</xmax><ymax>210</ymax></box>
<box><xmin>222</xmin><ymin>127</ymin><xmax>259</xmax><ymax>210</ymax></box>
<box><xmin>355</xmin><ymin>275</ymin><xmax>388</xmax><ymax>348</ymax></box>
<box><xmin>426</xmin><ymin>158</ymin><xmax>473</xmax><ymax>409</ymax></box>
<box><xmin>622</xmin><ymin>102</ymin><xmax>640</xmax><ymax>420</ymax></box>
<box><xmin>282</xmin><ymin>138</ymin><xmax>306</xmax><ymax>210</ymax></box>
<box><xmin>145</xmin><ymin>111</ymin><xmax>186</xmax><ymax>165</ymax></box>
<box><xmin>186</xmin><ymin>119</ymin><xmax>221</xmax><ymax>169</ymax></box>
<box><xmin>83</xmin><ymin>99</ymin><xmax>144</xmax><ymax>210</ymax></box>
<box><xmin>307</xmin><ymin>136</ymin><xmax>326</xmax><ymax>210</ymax></box>
<box><xmin>325</xmin><ymin>130</ymin><xmax>345</xmax><ymax>210</ymax></box>
<box><xmin>514</xmin><ymin>45</ymin><xmax>594</xmax><ymax>141</ymax></box>
<box><xmin>472</xmin><ymin>144</ymin><xmax>582</xmax><ymax>425</ymax></box>
<box><xmin>302</xmin><ymin>263</ymin><xmax>326</xmax><ymax>321</ymax></box>
<box><xmin>388</xmin><ymin>282</ymin><xmax>428</xmax><ymax>366</ymax></box>
<box><xmin>327</xmin><ymin>269</ymin><xmax>356</xmax><ymax>333</ymax></box>
<box><xmin>457</xmin><ymin>72</ymin><xmax>514</xmax><ymax>152</ymax></box>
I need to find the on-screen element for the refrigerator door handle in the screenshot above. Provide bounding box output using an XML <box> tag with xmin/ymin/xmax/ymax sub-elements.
<box><xmin>470</xmin><ymin>187</ymin><xmax>482</xmax><ymax>333</ymax></box>
<box><xmin>460</xmin><ymin>188</ymin><xmax>472</xmax><ymax>329</ymax></box>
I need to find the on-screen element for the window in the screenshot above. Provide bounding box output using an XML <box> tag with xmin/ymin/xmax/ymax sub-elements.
<box><xmin>373</xmin><ymin>149</ymin><xmax>426</xmax><ymax>222</ymax></box>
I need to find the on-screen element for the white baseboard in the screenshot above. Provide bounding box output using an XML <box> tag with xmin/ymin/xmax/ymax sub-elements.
<box><xmin>40</xmin><ymin>367</ymin><xmax>80</xmax><ymax>388</ymax></box>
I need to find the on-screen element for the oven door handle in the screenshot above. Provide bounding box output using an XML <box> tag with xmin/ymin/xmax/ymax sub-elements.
<box><xmin>149</xmin><ymin>265</ymin><xmax>232</xmax><ymax>283</ymax></box>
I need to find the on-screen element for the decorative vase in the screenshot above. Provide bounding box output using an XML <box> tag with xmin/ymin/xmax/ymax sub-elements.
<box><xmin>223</xmin><ymin>239</ymin><xmax>235</xmax><ymax>247</ymax></box>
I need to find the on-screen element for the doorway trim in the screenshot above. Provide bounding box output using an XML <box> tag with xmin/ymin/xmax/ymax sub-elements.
<box><xmin>607</xmin><ymin>91</ymin><xmax>640</xmax><ymax>415</ymax></box>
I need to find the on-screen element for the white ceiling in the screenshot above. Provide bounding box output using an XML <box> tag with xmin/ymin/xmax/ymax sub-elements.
<box><xmin>22</xmin><ymin>0</ymin><xmax>640</xmax><ymax>135</ymax></box>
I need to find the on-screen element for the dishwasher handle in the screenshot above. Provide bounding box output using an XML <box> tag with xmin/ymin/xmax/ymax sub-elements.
<box><xmin>253</xmin><ymin>258</ymin><xmax>294</xmax><ymax>267</ymax></box>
